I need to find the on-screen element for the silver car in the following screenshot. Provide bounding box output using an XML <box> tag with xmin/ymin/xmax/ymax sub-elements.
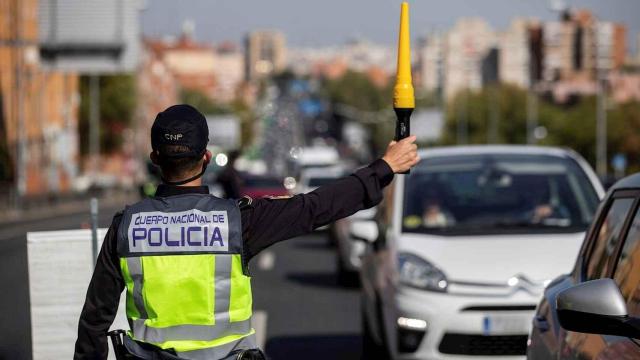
<box><xmin>527</xmin><ymin>173</ymin><xmax>640</xmax><ymax>359</ymax></box>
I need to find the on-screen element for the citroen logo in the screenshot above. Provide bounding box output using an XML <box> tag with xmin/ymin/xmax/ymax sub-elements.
<box><xmin>507</xmin><ymin>274</ymin><xmax>541</xmax><ymax>294</ymax></box>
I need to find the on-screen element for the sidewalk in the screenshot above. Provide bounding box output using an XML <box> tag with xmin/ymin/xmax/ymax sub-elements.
<box><xmin>0</xmin><ymin>190</ymin><xmax>138</xmax><ymax>227</ymax></box>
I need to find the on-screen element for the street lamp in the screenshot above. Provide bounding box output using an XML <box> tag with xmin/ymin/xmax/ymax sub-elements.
<box><xmin>595</xmin><ymin>22</ymin><xmax>613</xmax><ymax>178</ymax></box>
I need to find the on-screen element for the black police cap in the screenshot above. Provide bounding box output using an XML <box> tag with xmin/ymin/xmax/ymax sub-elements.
<box><xmin>151</xmin><ymin>104</ymin><xmax>209</xmax><ymax>158</ymax></box>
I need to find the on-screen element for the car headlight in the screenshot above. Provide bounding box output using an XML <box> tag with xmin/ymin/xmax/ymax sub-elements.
<box><xmin>398</xmin><ymin>252</ymin><xmax>448</xmax><ymax>292</ymax></box>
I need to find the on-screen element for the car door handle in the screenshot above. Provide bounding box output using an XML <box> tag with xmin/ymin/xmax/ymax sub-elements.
<box><xmin>533</xmin><ymin>315</ymin><xmax>549</xmax><ymax>333</ymax></box>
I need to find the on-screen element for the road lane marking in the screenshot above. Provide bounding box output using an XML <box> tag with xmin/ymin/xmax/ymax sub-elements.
<box><xmin>252</xmin><ymin>310</ymin><xmax>268</xmax><ymax>349</ymax></box>
<box><xmin>257</xmin><ymin>251</ymin><xmax>275</xmax><ymax>271</ymax></box>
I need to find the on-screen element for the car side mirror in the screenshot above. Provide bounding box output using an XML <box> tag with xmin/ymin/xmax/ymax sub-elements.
<box><xmin>557</xmin><ymin>278</ymin><xmax>640</xmax><ymax>339</ymax></box>
<box><xmin>349</xmin><ymin>220</ymin><xmax>379</xmax><ymax>243</ymax></box>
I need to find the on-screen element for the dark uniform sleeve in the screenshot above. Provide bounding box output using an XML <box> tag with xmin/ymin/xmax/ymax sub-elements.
<box><xmin>74</xmin><ymin>213</ymin><xmax>125</xmax><ymax>360</ymax></box>
<box><xmin>241</xmin><ymin>159</ymin><xmax>394</xmax><ymax>259</ymax></box>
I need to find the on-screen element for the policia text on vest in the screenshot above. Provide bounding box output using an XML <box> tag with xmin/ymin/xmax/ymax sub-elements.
<box><xmin>129</xmin><ymin>210</ymin><xmax>228</xmax><ymax>252</ymax></box>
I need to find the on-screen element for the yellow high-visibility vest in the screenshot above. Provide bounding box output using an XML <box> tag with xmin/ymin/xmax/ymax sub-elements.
<box><xmin>117</xmin><ymin>195</ymin><xmax>255</xmax><ymax>358</ymax></box>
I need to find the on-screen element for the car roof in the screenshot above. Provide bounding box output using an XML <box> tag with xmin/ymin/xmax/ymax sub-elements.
<box><xmin>417</xmin><ymin>145</ymin><xmax>577</xmax><ymax>159</ymax></box>
<box><xmin>610</xmin><ymin>173</ymin><xmax>640</xmax><ymax>191</ymax></box>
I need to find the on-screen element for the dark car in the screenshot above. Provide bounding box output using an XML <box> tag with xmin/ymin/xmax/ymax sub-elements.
<box><xmin>527</xmin><ymin>173</ymin><xmax>640</xmax><ymax>359</ymax></box>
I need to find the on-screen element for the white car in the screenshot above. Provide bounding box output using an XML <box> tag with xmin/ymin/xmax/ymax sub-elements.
<box><xmin>294</xmin><ymin>166</ymin><xmax>345</xmax><ymax>194</ymax></box>
<box><xmin>331</xmin><ymin>207</ymin><xmax>376</xmax><ymax>285</ymax></box>
<box><xmin>356</xmin><ymin>146</ymin><xmax>604</xmax><ymax>360</ymax></box>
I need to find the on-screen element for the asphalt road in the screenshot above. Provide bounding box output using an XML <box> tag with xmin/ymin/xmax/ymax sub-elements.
<box><xmin>0</xmin><ymin>205</ymin><xmax>362</xmax><ymax>359</ymax></box>
<box><xmin>253</xmin><ymin>233</ymin><xmax>362</xmax><ymax>360</ymax></box>
<box><xmin>0</xmin><ymin>202</ymin><xmax>120</xmax><ymax>360</ymax></box>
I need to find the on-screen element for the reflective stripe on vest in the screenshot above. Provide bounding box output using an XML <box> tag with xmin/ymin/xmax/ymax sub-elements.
<box><xmin>121</xmin><ymin>254</ymin><xmax>253</xmax><ymax>350</ymax></box>
<box><xmin>176</xmin><ymin>334</ymin><xmax>257</xmax><ymax>360</ymax></box>
<box><xmin>117</xmin><ymin>195</ymin><xmax>254</xmax><ymax>355</ymax></box>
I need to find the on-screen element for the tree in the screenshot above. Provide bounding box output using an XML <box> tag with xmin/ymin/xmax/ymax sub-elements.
<box><xmin>440</xmin><ymin>83</ymin><xmax>640</xmax><ymax>174</ymax></box>
<box><xmin>606</xmin><ymin>101</ymin><xmax>640</xmax><ymax>173</ymax></box>
<box><xmin>442</xmin><ymin>84</ymin><xmax>529</xmax><ymax>145</ymax></box>
<box><xmin>230</xmin><ymin>98</ymin><xmax>255</xmax><ymax>149</ymax></box>
<box><xmin>323</xmin><ymin>70</ymin><xmax>392</xmax><ymax>112</ymax></box>
<box><xmin>79</xmin><ymin>75</ymin><xmax>137</xmax><ymax>154</ymax></box>
<box><xmin>321</xmin><ymin>71</ymin><xmax>395</xmax><ymax>153</ymax></box>
<box><xmin>180</xmin><ymin>89</ymin><xmax>230</xmax><ymax>115</ymax></box>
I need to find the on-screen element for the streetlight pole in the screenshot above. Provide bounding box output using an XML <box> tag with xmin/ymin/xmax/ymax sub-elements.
<box><xmin>596</xmin><ymin>69</ymin><xmax>607</xmax><ymax>178</ymax></box>
<box><xmin>488</xmin><ymin>85</ymin><xmax>499</xmax><ymax>144</ymax></box>
<box><xmin>457</xmin><ymin>58</ymin><xmax>471</xmax><ymax>145</ymax></box>
<box><xmin>526</xmin><ymin>87</ymin><xmax>538</xmax><ymax>145</ymax></box>
<box><xmin>595</xmin><ymin>21</ymin><xmax>612</xmax><ymax>179</ymax></box>
<box><xmin>526</xmin><ymin>64</ymin><xmax>538</xmax><ymax>145</ymax></box>
<box><xmin>89</xmin><ymin>75</ymin><xmax>100</xmax><ymax>175</ymax></box>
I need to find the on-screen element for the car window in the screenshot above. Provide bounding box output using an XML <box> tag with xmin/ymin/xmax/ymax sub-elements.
<box><xmin>614</xmin><ymin>207</ymin><xmax>640</xmax><ymax>316</ymax></box>
<box><xmin>585</xmin><ymin>198</ymin><xmax>635</xmax><ymax>281</ymax></box>
<box><xmin>401</xmin><ymin>154</ymin><xmax>600</xmax><ymax>235</ymax></box>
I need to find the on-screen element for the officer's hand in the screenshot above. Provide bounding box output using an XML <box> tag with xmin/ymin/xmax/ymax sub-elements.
<box><xmin>382</xmin><ymin>135</ymin><xmax>420</xmax><ymax>173</ymax></box>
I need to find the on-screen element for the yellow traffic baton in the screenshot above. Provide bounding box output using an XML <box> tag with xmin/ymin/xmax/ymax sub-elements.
<box><xmin>393</xmin><ymin>1</ymin><xmax>415</xmax><ymax>174</ymax></box>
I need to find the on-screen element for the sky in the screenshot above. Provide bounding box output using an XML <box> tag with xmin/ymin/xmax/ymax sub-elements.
<box><xmin>141</xmin><ymin>0</ymin><xmax>640</xmax><ymax>53</ymax></box>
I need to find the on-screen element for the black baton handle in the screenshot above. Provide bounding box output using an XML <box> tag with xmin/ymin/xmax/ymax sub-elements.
<box><xmin>394</xmin><ymin>107</ymin><xmax>413</xmax><ymax>174</ymax></box>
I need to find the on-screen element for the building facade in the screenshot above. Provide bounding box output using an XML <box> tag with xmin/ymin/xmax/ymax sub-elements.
<box><xmin>287</xmin><ymin>40</ymin><xmax>395</xmax><ymax>84</ymax></box>
<box><xmin>213</xmin><ymin>42</ymin><xmax>244</xmax><ymax>103</ymax></box>
<box><xmin>245</xmin><ymin>30</ymin><xmax>287</xmax><ymax>82</ymax></box>
<box><xmin>135</xmin><ymin>41</ymin><xmax>180</xmax><ymax>160</ymax></box>
<box><xmin>499</xmin><ymin>19</ymin><xmax>540</xmax><ymax>88</ymax></box>
<box><xmin>0</xmin><ymin>0</ymin><xmax>80</xmax><ymax>197</ymax></box>
<box><xmin>146</xmin><ymin>33</ymin><xmax>218</xmax><ymax>101</ymax></box>
<box><xmin>444</xmin><ymin>18</ymin><xmax>496</xmax><ymax>99</ymax></box>
<box><xmin>543</xmin><ymin>10</ymin><xmax>626</xmax><ymax>83</ymax></box>
<box><xmin>418</xmin><ymin>32</ymin><xmax>445</xmax><ymax>96</ymax></box>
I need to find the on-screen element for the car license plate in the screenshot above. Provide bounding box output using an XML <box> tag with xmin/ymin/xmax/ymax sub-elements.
<box><xmin>482</xmin><ymin>314</ymin><xmax>531</xmax><ymax>335</ymax></box>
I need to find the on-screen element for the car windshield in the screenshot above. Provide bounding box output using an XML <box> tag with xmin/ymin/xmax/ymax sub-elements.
<box><xmin>402</xmin><ymin>153</ymin><xmax>600</xmax><ymax>235</ymax></box>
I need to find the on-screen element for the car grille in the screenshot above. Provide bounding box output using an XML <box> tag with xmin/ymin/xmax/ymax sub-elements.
<box><xmin>438</xmin><ymin>333</ymin><xmax>528</xmax><ymax>356</ymax></box>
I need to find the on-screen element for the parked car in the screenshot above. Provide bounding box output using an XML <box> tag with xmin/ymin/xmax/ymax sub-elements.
<box><xmin>356</xmin><ymin>146</ymin><xmax>604</xmax><ymax>359</ymax></box>
<box><xmin>294</xmin><ymin>166</ymin><xmax>344</xmax><ymax>194</ymax></box>
<box><xmin>240</xmin><ymin>174</ymin><xmax>289</xmax><ymax>199</ymax></box>
<box><xmin>331</xmin><ymin>207</ymin><xmax>376</xmax><ymax>285</ymax></box>
<box><xmin>292</xmin><ymin>166</ymin><xmax>345</xmax><ymax>233</ymax></box>
<box><xmin>527</xmin><ymin>173</ymin><xmax>640</xmax><ymax>359</ymax></box>
<box><xmin>295</xmin><ymin>145</ymin><xmax>340</xmax><ymax>169</ymax></box>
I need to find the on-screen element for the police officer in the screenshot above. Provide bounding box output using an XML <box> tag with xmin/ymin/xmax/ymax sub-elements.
<box><xmin>74</xmin><ymin>104</ymin><xmax>419</xmax><ymax>360</ymax></box>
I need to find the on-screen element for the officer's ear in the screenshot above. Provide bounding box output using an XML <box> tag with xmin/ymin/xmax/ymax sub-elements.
<box><xmin>150</xmin><ymin>151</ymin><xmax>160</xmax><ymax>166</ymax></box>
<box><xmin>203</xmin><ymin>150</ymin><xmax>212</xmax><ymax>164</ymax></box>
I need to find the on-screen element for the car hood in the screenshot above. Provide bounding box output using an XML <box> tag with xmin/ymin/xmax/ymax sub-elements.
<box><xmin>397</xmin><ymin>232</ymin><xmax>585</xmax><ymax>284</ymax></box>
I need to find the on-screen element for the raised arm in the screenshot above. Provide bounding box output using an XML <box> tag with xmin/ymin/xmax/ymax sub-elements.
<box><xmin>242</xmin><ymin>136</ymin><xmax>419</xmax><ymax>259</ymax></box>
